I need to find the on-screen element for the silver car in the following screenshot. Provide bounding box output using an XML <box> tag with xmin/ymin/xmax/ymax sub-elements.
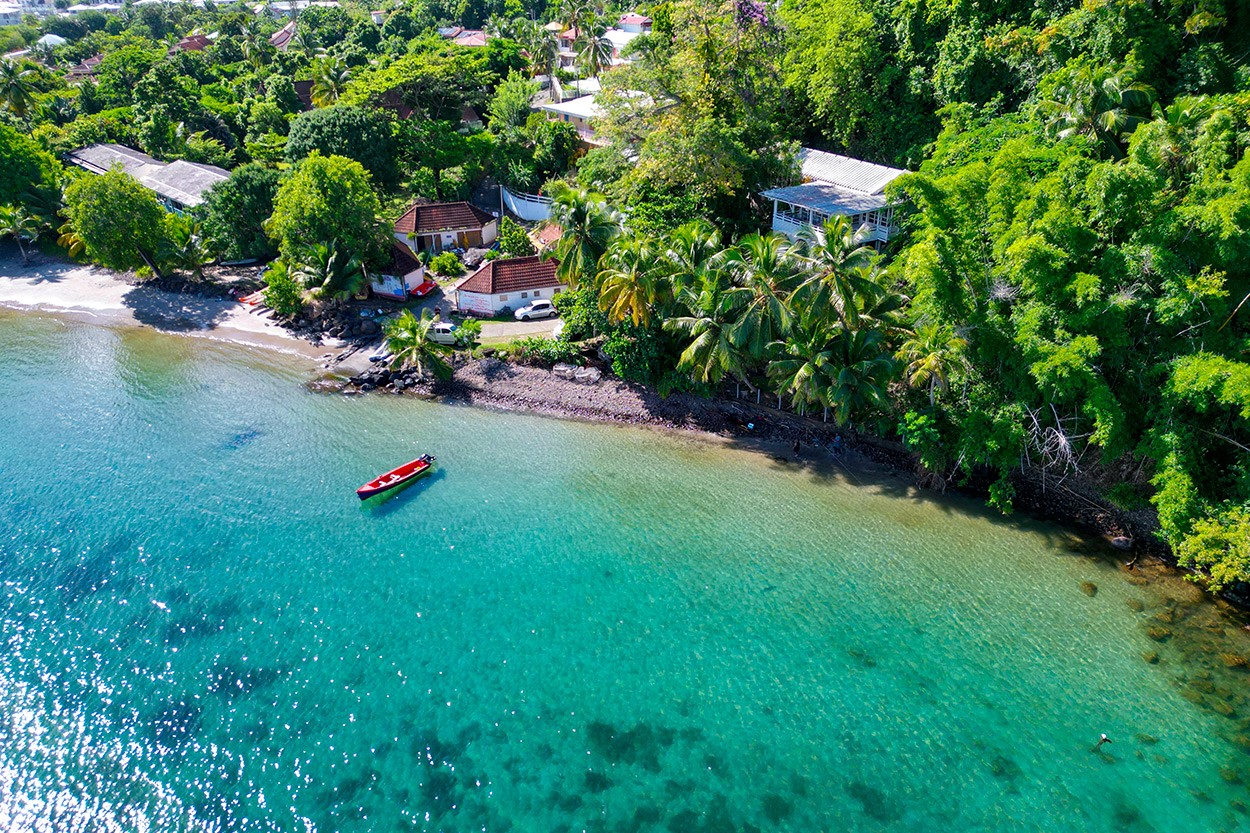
<box><xmin>514</xmin><ymin>300</ymin><xmax>557</xmax><ymax>321</ymax></box>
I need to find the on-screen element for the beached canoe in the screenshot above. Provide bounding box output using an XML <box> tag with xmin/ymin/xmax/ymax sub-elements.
<box><xmin>356</xmin><ymin>454</ymin><xmax>435</xmax><ymax>500</ymax></box>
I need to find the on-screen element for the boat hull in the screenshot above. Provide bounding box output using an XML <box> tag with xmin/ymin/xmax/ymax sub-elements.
<box><xmin>356</xmin><ymin>455</ymin><xmax>435</xmax><ymax>500</ymax></box>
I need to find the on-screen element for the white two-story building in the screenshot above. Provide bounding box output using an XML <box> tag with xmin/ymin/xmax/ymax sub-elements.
<box><xmin>761</xmin><ymin>148</ymin><xmax>907</xmax><ymax>245</ymax></box>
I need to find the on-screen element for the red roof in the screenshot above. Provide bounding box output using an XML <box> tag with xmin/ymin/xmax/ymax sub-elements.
<box><xmin>458</xmin><ymin>256</ymin><xmax>562</xmax><ymax>295</ymax></box>
<box><xmin>389</xmin><ymin>241</ymin><xmax>423</xmax><ymax>275</ymax></box>
<box><xmin>66</xmin><ymin>53</ymin><xmax>103</xmax><ymax>79</ymax></box>
<box><xmin>269</xmin><ymin>21</ymin><xmax>297</xmax><ymax>51</ymax></box>
<box><xmin>453</xmin><ymin>29</ymin><xmax>488</xmax><ymax>47</ymax></box>
<box><xmin>395</xmin><ymin>202</ymin><xmax>496</xmax><ymax>235</ymax></box>
<box><xmin>529</xmin><ymin>222</ymin><xmax>563</xmax><ymax>250</ymax></box>
<box><xmin>618</xmin><ymin>13</ymin><xmax>652</xmax><ymax>24</ymax></box>
<box><xmin>173</xmin><ymin>34</ymin><xmax>212</xmax><ymax>52</ymax></box>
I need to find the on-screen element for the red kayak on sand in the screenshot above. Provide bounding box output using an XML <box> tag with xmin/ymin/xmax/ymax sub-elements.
<box><xmin>356</xmin><ymin>454</ymin><xmax>436</xmax><ymax>500</ymax></box>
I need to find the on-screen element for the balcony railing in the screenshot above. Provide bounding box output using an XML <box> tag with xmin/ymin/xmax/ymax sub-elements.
<box><xmin>771</xmin><ymin>209</ymin><xmax>895</xmax><ymax>244</ymax></box>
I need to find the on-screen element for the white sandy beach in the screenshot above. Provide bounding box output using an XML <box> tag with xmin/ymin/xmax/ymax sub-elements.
<box><xmin>0</xmin><ymin>243</ymin><xmax>362</xmax><ymax>368</ymax></box>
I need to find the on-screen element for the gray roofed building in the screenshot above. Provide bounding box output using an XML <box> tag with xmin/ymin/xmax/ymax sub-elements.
<box><xmin>67</xmin><ymin>143</ymin><xmax>229</xmax><ymax>211</ymax></box>
<box><xmin>761</xmin><ymin>148</ymin><xmax>908</xmax><ymax>245</ymax></box>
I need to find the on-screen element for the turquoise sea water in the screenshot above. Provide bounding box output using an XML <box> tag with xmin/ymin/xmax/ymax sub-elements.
<box><xmin>3</xmin><ymin>310</ymin><xmax>1250</xmax><ymax>832</ymax></box>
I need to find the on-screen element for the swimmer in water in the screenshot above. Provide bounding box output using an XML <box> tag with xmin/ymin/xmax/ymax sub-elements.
<box><xmin>1094</xmin><ymin>733</ymin><xmax>1112</xmax><ymax>751</ymax></box>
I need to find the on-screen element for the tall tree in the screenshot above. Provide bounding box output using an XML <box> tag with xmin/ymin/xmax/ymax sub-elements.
<box><xmin>548</xmin><ymin>184</ymin><xmax>621</xmax><ymax>286</ymax></box>
<box><xmin>597</xmin><ymin>237</ymin><xmax>665</xmax><ymax>326</ymax></box>
<box><xmin>62</xmin><ymin>168</ymin><xmax>168</xmax><ymax>277</ymax></box>
<box><xmin>1040</xmin><ymin>62</ymin><xmax>1155</xmax><ymax>158</ymax></box>
<box><xmin>789</xmin><ymin>215</ymin><xmax>878</xmax><ymax>329</ymax></box>
<box><xmin>665</xmin><ymin>268</ymin><xmax>752</xmax><ymax>387</ymax></box>
<box><xmin>267</xmin><ymin>152</ymin><xmax>382</xmax><ymax>264</ymax></box>
<box><xmin>310</xmin><ymin>57</ymin><xmax>351</xmax><ymax>107</ymax></box>
<box><xmin>722</xmin><ymin>232</ymin><xmax>797</xmax><ymax>360</ymax></box>
<box><xmin>0</xmin><ymin>204</ymin><xmax>42</xmax><ymax>266</ymax></box>
<box><xmin>200</xmin><ymin>163</ymin><xmax>281</xmax><ymax>261</ymax></box>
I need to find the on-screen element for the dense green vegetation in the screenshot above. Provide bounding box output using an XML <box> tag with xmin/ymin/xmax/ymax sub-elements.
<box><xmin>1</xmin><ymin>0</ymin><xmax>1248</xmax><ymax>586</ymax></box>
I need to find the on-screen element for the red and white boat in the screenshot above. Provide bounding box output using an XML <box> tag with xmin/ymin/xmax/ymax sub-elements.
<box><xmin>356</xmin><ymin>454</ymin><xmax>436</xmax><ymax>500</ymax></box>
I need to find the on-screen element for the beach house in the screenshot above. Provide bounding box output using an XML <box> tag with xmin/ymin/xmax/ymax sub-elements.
<box><xmin>66</xmin><ymin>144</ymin><xmax>228</xmax><ymax>212</ymax></box>
<box><xmin>760</xmin><ymin>148</ymin><xmax>907</xmax><ymax>245</ymax></box>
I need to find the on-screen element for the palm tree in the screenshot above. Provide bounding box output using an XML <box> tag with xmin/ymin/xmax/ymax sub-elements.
<box><xmin>664</xmin><ymin>269</ymin><xmax>752</xmax><ymax>388</ymax></box>
<box><xmin>547</xmin><ymin>184</ymin><xmax>621</xmax><ymax>287</ymax></box>
<box><xmin>385</xmin><ymin>309</ymin><xmax>453</xmax><ymax>379</ymax></box>
<box><xmin>521</xmin><ymin>21</ymin><xmax>560</xmax><ymax>78</ymax></box>
<box><xmin>1040</xmin><ymin>63</ymin><xmax>1155</xmax><ymax>157</ymax></box>
<box><xmin>241</xmin><ymin>25</ymin><xmax>271</xmax><ymax>70</ymax></box>
<box><xmin>597</xmin><ymin>237</ymin><xmax>664</xmax><ymax>326</ymax></box>
<box><xmin>293</xmin><ymin>241</ymin><xmax>367</xmax><ymax>300</ymax></box>
<box><xmin>825</xmin><ymin>328</ymin><xmax>897</xmax><ymax>427</ymax></box>
<box><xmin>0</xmin><ymin>204</ymin><xmax>41</xmax><ymax>266</ymax></box>
<box><xmin>57</xmin><ymin>217</ymin><xmax>84</xmax><ymax>258</ymax></box>
<box><xmin>896</xmin><ymin>322</ymin><xmax>969</xmax><ymax>406</ymax></box>
<box><xmin>0</xmin><ymin>61</ymin><xmax>37</xmax><ymax>118</ymax></box>
<box><xmin>767</xmin><ymin>318</ymin><xmax>840</xmax><ymax>412</ymax></box>
<box><xmin>158</xmin><ymin>216</ymin><xmax>210</xmax><ymax>280</ymax></box>
<box><xmin>578</xmin><ymin>16</ymin><xmax>614</xmax><ymax>78</ymax></box>
<box><xmin>1141</xmin><ymin>96</ymin><xmax>1212</xmax><ymax>181</ymax></box>
<box><xmin>722</xmin><ymin>232</ymin><xmax>797</xmax><ymax>360</ymax></box>
<box><xmin>310</xmin><ymin>57</ymin><xmax>350</xmax><ymax>107</ymax></box>
<box><xmin>662</xmin><ymin>220</ymin><xmax>725</xmax><ymax>294</ymax></box>
<box><xmin>790</xmin><ymin>214</ymin><xmax>878</xmax><ymax>329</ymax></box>
<box><xmin>559</xmin><ymin>0</ymin><xmax>592</xmax><ymax>35</ymax></box>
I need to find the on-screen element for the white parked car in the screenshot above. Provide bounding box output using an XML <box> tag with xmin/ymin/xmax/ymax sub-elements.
<box><xmin>429</xmin><ymin>321</ymin><xmax>459</xmax><ymax>345</ymax></box>
<box><xmin>514</xmin><ymin>300</ymin><xmax>558</xmax><ymax>321</ymax></box>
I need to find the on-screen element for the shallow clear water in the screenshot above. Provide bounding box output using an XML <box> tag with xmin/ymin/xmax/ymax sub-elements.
<box><xmin>2</xmin><ymin>311</ymin><xmax>1250</xmax><ymax>832</ymax></box>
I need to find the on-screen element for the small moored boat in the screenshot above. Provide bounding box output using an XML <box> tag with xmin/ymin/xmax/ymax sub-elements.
<box><xmin>356</xmin><ymin>454</ymin><xmax>436</xmax><ymax>500</ymax></box>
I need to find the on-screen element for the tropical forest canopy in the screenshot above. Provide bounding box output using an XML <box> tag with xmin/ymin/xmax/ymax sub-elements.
<box><xmin>0</xmin><ymin>0</ymin><xmax>1248</xmax><ymax>586</ymax></box>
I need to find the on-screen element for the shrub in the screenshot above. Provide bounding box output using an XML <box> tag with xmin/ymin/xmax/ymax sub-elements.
<box><xmin>508</xmin><ymin>336</ymin><xmax>579</xmax><ymax>366</ymax></box>
<box><xmin>429</xmin><ymin>251</ymin><xmax>464</xmax><ymax>276</ymax></box>
<box><xmin>261</xmin><ymin>260</ymin><xmax>305</xmax><ymax>318</ymax></box>
<box><xmin>455</xmin><ymin>317</ymin><xmax>482</xmax><ymax>348</ymax></box>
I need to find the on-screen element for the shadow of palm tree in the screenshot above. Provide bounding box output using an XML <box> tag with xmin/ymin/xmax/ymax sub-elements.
<box><xmin>122</xmin><ymin>284</ymin><xmax>233</xmax><ymax>332</ymax></box>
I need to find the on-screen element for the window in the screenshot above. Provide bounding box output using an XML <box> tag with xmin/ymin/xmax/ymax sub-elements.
<box><xmin>499</xmin><ymin>294</ymin><xmax>508</xmax><ymax>301</ymax></box>
<box><xmin>533</xmin><ymin>290</ymin><xmax>542</xmax><ymax>297</ymax></box>
<box><xmin>521</xmin><ymin>291</ymin><xmax>528</xmax><ymax>299</ymax></box>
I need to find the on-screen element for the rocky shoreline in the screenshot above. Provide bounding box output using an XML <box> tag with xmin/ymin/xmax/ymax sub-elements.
<box><xmin>322</xmin><ymin>354</ymin><xmax>1167</xmax><ymax>565</ymax></box>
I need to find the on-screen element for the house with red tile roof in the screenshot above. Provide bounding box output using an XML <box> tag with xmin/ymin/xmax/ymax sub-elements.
<box><xmin>452</xmin><ymin>28</ymin><xmax>488</xmax><ymax>47</ymax></box>
<box><xmin>452</xmin><ymin>256</ymin><xmax>566</xmax><ymax>316</ymax></box>
<box><xmin>269</xmin><ymin>20</ymin><xmax>297</xmax><ymax>52</ymax></box>
<box><xmin>617</xmin><ymin>12</ymin><xmax>652</xmax><ymax>32</ymax></box>
<box><xmin>170</xmin><ymin>33</ymin><xmax>212</xmax><ymax>54</ymax></box>
<box><xmin>393</xmin><ymin>201</ymin><xmax>499</xmax><ymax>254</ymax></box>
<box><xmin>65</xmin><ymin>53</ymin><xmax>103</xmax><ymax>82</ymax></box>
<box><xmin>370</xmin><ymin>241</ymin><xmax>432</xmax><ymax>300</ymax></box>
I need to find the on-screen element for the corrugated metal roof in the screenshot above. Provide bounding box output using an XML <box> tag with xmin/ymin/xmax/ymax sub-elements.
<box><xmin>798</xmin><ymin>148</ymin><xmax>905</xmax><ymax>195</ymax></box>
<box><xmin>760</xmin><ymin>182</ymin><xmax>891</xmax><ymax>216</ymax></box>
<box><xmin>67</xmin><ymin>144</ymin><xmax>227</xmax><ymax>208</ymax></box>
<box><xmin>142</xmin><ymin>160</ymin><xmax>229</xmax><ymax>208</ymax></box>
